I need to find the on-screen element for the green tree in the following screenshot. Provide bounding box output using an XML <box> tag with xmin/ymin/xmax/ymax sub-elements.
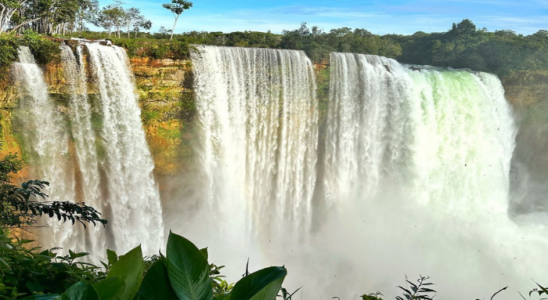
<box><xmin>0</xmin><ymin>0</ymin><xmax>28</xmax><ymax>33</ymax></box>
<box><xmin>123</xmin><ymin>7</ymin><xmax>151</xmax><ymax>38</ymax></box>
<box><xmin>162</xmin><ymin>0</ymin><xmax>192</xmax><ymax>40</ymax></box>
<box><xmin>450</xmin><ymin>19</ymin><xmax>477</xmax><ymax>36</ymax></box>
<box><xmin>94</xmin><ymin>1</ymin><xmax>126</xmax><ymax>37</ymax></box>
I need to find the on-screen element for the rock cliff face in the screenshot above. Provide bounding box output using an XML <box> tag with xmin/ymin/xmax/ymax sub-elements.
<box><xmin>502</xmin><ymin>71</ymin><xmax>548</xmax><ymax>107</ymax></box>
<box><xmin>502</xmin><ymin>71</ymin><xmax>548</xmax><ymax>213</ymax></box>
<box><xmin>130</xmin><ymin>57</ymin><xmax>195</xmax><ymax>179</ymax></box>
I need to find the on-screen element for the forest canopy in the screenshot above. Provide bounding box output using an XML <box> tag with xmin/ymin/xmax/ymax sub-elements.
<box><xmin>113</xmin><ymin>19</ymin><xmax>548</xmax><ymax>77</ymax></box>
<box><xmin>0</xmin><ymin>0</ymin><xmax>546</xmax><ymax>77</ymax></box>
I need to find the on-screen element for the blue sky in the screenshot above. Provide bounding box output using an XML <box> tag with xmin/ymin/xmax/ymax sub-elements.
<box><xmin>102</xmin><ymin>0</ymin><xmax>548</xmax><ymax>35</ymax></box>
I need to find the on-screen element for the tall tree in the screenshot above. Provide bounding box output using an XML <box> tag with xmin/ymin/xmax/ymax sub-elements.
<box><xmin>123</xmin><ymin>7</ymin><xmax>150</xmax><ymax>38</ymax></box>
<box><xmin>162</xmin><ymin>0</ymin><xmax>192</xmax><ymax>40</ymax></box>
<box><xmin>95</xmin><ymin>2</ymin><xmax>125</xmax><ymax>37</ymax></box>
<box><xmin>0</xmin><ymin>0</ymin><xmax>29</xmax><ymax>33</ymax></box>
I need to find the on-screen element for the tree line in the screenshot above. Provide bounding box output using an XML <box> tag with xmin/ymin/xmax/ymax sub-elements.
<box><xmin>160</xmin><ymin>20</ymin><xmax>548</xmax><ymax>76</ymax></box>
<box><xmin>111</xmin><ymin>19</ymin><xmax>548</xmax><ymax>77</ymax></box>
<box><xmin>0</xmin><ymin>0</ymin><xmax>191</xmax><ymax>38</ymax></box>
<box><xmin>1</xmin><ymin>0</ymin><xmax>548</xmax><ymax>77</ymax></box>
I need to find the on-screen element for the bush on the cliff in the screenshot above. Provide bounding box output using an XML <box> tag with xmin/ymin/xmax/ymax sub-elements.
<box><xmin>0</xmin><ymin>34</ymin><xmax>20</xmax><ymax>80</ymax></box>
<box><xmin>0</xmin><ymin>32</ymin><xmax>61</xmax><ymax>72</ymax></box>
<box><xmin>19</xmin><ymin>31</ymin><xmax>61</xmax><ymax>65</ymax></box>
<box><xmin>111</xmin><ymin>37</ymin><xmax>190</xmax><ymax>59</ymax></box>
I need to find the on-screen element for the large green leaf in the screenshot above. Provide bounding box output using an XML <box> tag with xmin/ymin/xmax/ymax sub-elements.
<box><xmin>107</xmin><ymin>246</ymin><xmax>144</xmax><ymax>300</ymax></box>
<box><xmin>230</xmin><ymin>267</ymin><xmax>287</xmax><ymax>300</ymax></box>
<box><xmin>22</xmin><ymin>295</ymin><xmax>60</xmax><ymax>300</ymax></box>
<box><xmin>93</xmin><ymin>276</ymin><xmax>125</xmax><ymax>300</ymax></box>
<box><xmin>166</xmin><ymin>231</ymin><xmax>212</xmax><ymax>300</ymax></box>
<box><xmin>137</xmin><ymin>257</ymin><xmax>178</xmax><ymax>300</ymax></box>
<box><xmin>106</xmin><ymin>249</ymin><xmax>118</xmax><ymax>266</ymax></box>
<box><xmin>60</xmin><ymin>282</ymin><xmax>99</xmax><ymax>300</ymax></box>
<box><xmin>199</xmin><ymin>248</ymin><xmax>208</xmax><ymax>260</ymax></box>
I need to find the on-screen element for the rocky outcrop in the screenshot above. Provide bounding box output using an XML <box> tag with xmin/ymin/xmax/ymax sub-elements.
<box><xmin>130</xmin><ymin>57</ymin><xmax>195</xmax><ymax>178</ymax></box>
<box><xmin>502</xmin><ymin>71</ymin><xmax>548</xmax><ymax>107</ymax></box>
<box><xmin>501</xmin><ymin>71</ymin><xmax>548</xmax><ymax>213</ymax></box>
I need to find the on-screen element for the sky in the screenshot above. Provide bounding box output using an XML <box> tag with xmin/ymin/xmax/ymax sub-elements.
<box><xmin>100</xmin><ymin>0</ymin><xmax>548</xmax><ymax>35</ymax></box>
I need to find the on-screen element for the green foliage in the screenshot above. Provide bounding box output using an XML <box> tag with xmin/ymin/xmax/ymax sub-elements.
<box><xmin>278</xmin><ymin>287</ymin><xmax>302</xmax><ymax>300</ymax></box>
<box><xmin>105</xmin><ymin>246</ymin><xmax>143</xmax><ymax>300</ymax></box>
<box><xmin>0</xmin><ymin>149</ymin><xmax>107</xmax><ymax>228</ymax></box>
<box><xmin>388</xmin><ymin>19</ymin><xmax>548</xmax><ymax>75</ymax></box>
<box><xmin>4</xmin><ymin>228</ymin><xmax>547</xmax><ymax>300</ymax></box>
<box><xmin>280</xmin><ymin>23</ymin><xmax>402</xmax><ymax>62</ymax></box>
<box><xmin>0</xmin><ymin>34</ymin><xmax>19</xmax><ymax>79</ymax></box>
<box><xmin>396</xmin><ymin>276</ymin><xmax>436</xmax><ymax>300</ymax></box>
<box><xmin>137</xmin><ymin>258</ymin><xmax>177</xmax><ymax>300</ymax></box>
<box><xmin>92</xmin><ymin>277</ymin><xmax>125</xmax><ymax>300</ymax></box>
<box><xmin>230</xmin><ymin>266</ymin><xmax>286</xmax><ymax>300</ymax></box>
<box><xmin>109</xmin><ymin>38</ymin><xmax>190</xmax><ymax>59</ymax></box>
<box><xmin>162</xmin><ymin>0</ymin><xmax>193</xmax><ymax>16</ymax></box>
<box><xmin>0</xmin><ymin>32</ymin><xmax>60</xmax><ymax>78</ymax></box>
<box><xmin>361</xmin><ymin>293</ymin><xmax>383</xmax><ymax>300</ymax></box>
<box><xmin>528</xmin><ymin>282</ymin><xmax>548</xmax><ymax>299</ymax></box>
<box><xmin>0</xmin><ymin>231</ymin><xmax>288</xmax><ymax>300</ymax></box>
<box><xmin>166</xmin><ymin>231</ymin><xmax>212</xmax><ymax>300</ymax></box>
<box><xmin>61</xmin><ymin>282</ymin><xmax>99</xmax><ymax>300</ymax></box>
<box><xmin>0</xmin><ymin>228</ymin><xmax>104</xmax><ymax>298</ymax></box>
<box><xmin>162</xmin><ymin>0</ymin><xmax>193</xmax><ymax>40</ymax></box>
<box><xmin>19</xmin><ymin>31</ymin><xmax>61</xmax><ymax>65</ymax></box>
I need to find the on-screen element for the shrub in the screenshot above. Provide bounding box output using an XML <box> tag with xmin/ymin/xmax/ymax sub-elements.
<box><xmin>0</xmin><ymin>231</ymin><xmax>288</xmax><ymax>300</ymax></box>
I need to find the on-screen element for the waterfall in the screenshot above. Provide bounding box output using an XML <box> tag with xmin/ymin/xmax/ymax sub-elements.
<box><xmin>14</xmin><ymin>45</ymin><xmax>163</xmax><ymax>256</ymax></box>
<box><xmin>315</xmin><ymin>53</ymin><xmax>548</xmax><ymax>299</ymax></box>
<box><xmin>190</xmin><ymin>45</ymin><xmax>318</xmax><ymax>239</ymax></box>
<box><xmin>60</xmin><ymin>45</ymin><xmax>103</xmax><ymax>253</ymax></box>
<box><xmin>83</xmin><ymin>44</ymin><xmax>164</xmax><ymax>254</ymax></box>
<box><xmin>325</xmin><ymin>53</ymin><xmax>515</xmax><ymax>212</ymax></box>
<box><xmin>13</xmin><ymin>47</ymin><xmax>76</xmax><ymax>246</ymax></box>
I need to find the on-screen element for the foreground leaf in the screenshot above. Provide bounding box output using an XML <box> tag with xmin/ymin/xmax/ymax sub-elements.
<box><xmin>93</xmin><ymin>276</ymin><xmax>125</xmax><ymax>300</ymax></box>
<box><xmin>138</xmin><ymin>257</ymin><xmax>178</xmax><ymax>300</ymax></box>
<box><xmin>22</xmin><ymin>295</ymin><xmax>60</xmax><ymax>300</ymax></box>
<box><xmin>166</xmin><ymin>231</ymin><xmax>212</xmax><ymax>300</ymax></box>
<box><xmin>61</xmin><ymin>282</ymin><xmax>99</xmax><ymax>300</ymax></box>
<box><xmin>107</xmin><ymin>246</ymin><xmax>144</xmax><ymax>300</ymax></box>
<box><xmin>200</xmin><ymin>248</ymin><xmax>208</xmax><ymax>260</ymax></box>
<box><xmin>230</xmin><ymin>266</ymin><xmax>287</xmax><ymax>300</ymax></box>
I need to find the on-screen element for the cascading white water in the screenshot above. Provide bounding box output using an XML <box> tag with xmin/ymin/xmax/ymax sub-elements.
<box><xmin>60</xmin><ymin>45</ymin><xmax>104</xmax><ymax>253</ymax></box>
<box><xmin>13</xmin><ymin>47</ymin><xmax>76</xmax><ymax>245</ymax></box>
<box><xmin>313</xmin><ymin>53</ymin><xmax>548</xmax><ymax>300</ymax></box>
<box><xmin>84</xmin><ymin>44</ymin><xmax>164</xmax><ymax>254</ymax></box>
<box><xmin>325</xmin><ymin>53</ymin><xmax>515</xmax><ymax>212</ymax></box>
<box><xmin>14</xmin><ymin>45</ymin><xmax>163</xmax><ymax>256</ymax></box>
<box><xmin>190</xmin><ymin>45</ymin><xmax>318</xmax><ymax>240</ymax></box>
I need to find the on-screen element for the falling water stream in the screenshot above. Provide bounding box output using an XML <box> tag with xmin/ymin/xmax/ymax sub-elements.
<box><xmin>85</xmin><ymin>44</ymin><xmax>163</xmax><ymax>254</ymax></box>
<box><xmin>13</xmin><ymin>46</ymin><xmax>76</xmax><ymax>247</ymax></box>
<box><xmin>15</xmin><ymin>44</ymin><xmax>164</xmax><ymax>256</ymax></box>
<box><xmin>189</xmin><ymin>45</ymin><xmax>318</xmax><ymax>239</ymax></box>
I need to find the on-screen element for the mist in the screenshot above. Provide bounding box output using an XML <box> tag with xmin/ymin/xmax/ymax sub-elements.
<box><xmin>157</xmin><ymin>47</ymin><xmax>548</xmax><ymax>300</ymax></box>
